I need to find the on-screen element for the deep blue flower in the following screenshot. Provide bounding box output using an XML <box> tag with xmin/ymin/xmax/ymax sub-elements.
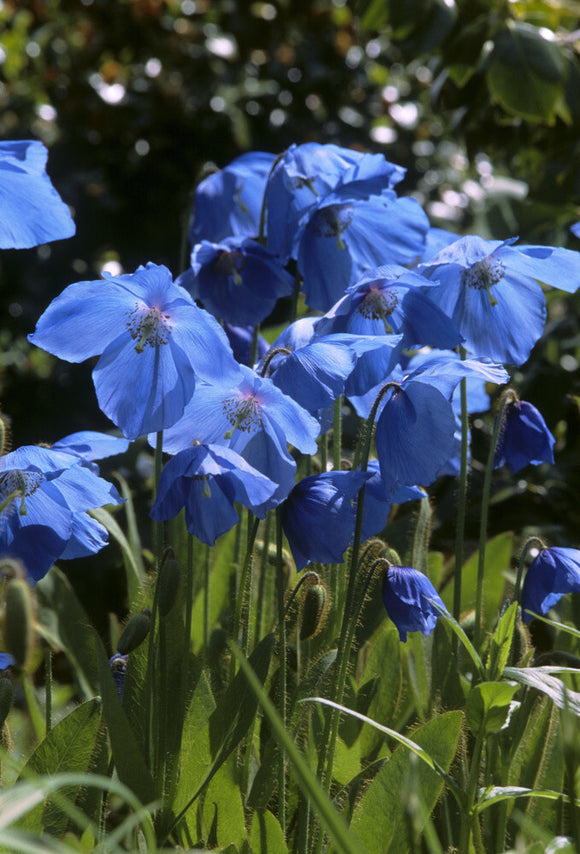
<box><xmin>0</xmin><ymin>652</ymin><xmax>15</xmax><ymax>671</ymax></box>
<box><xmin>296</xmin><ymin>190</ymin><xmax>430</xmax><ymax>312</ymax></box>
<box><xmin>0</xmin><ymin>140</ymin><xmax>75</xmax><ymax>249</ymax></box>
<box><xmin>159</xmin><ymin>365</ymin><xmax>321</xmax><ymax>509</ymax></box>
<box><xmin>259</xmin><ymin>318</ymin><xmax>403</xmax><ymax>414</ymax></box>
<box><xmin>494</xmin><ymin>399</ymin><xmax>555</xmax><ymax>475</ymax></box>
<box><xmin>281</xmin><ymin>470</ymin><xmax>373</xmax><ymax>571</ymax></box>
<box><xmin>223</xmin><ymin>324</ymin><xmax>269</xmax><ymax>367</ymax></box>
<box><xmin>266</xmin><ymin>143</ymin><xmax>406</xmax><ymax>262</ymax></box>
<box><xmin>150</xmin><ymin>443</ymin><xmax>277</xmax><ymax>545</ymax></box>
<box><xmin>28</xmin><ymin>263</ymin><xmax>241</xmax><ymax>439</ymax></box>
<box><xmin>419</xmin><ymin>235</ymin><xmax>580</xmax><ymax>365</ymax></box>
<box><xmin>382</xmin><ymin>565</ymin><xmax>447</xmax><ymax>642</ymax></box>
<box><xmin>109</xmin><ymin>654</ymin><xmax>128</xmax><ymax>703</ymax></box>
<box><xmin>189</xmin><ymin>151</ymin><xmax>275</xmax><ymax>245</ymax></box>
<box><xmin>189</xmin><ymin>236</ymin><xmax>294</xmax><ymax>325</ymax></box>
<box><xmin>0</xmin><ymin>445</ymin><xmax>123</xmax><ymax>582</ymax></box>
<box><xmin>521</xmin><ymin>547</ymin><xmax>580</xmax><ymax>623</ymax></box>
<box><xmin>349</xmin><ymin>354</ymin><xmax>508</xmax><ymax>492</ymax></box>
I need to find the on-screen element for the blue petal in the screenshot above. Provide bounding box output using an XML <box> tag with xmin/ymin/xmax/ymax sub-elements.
<box><xmin>522</xmin><ymin>547</ymin><xmax>580</xmax><ymax>622</ymax></box>
<box><xmin>375</xmin><ymin>384</ymin><xmax>457</xmax><ymax>487</ymax></box>
<box><xmin>0</xmin><ymin>140</ymin><xmax>75</xmax><ymax>249</ymax></box>
<box><xmin>382</xmin><ymin>565</ymin><xmax>447</xmax><ymax>641</ymax></box>
<box><xmin>52</xmin><ymin>431</ymin><xmax>130</xmax><ymax>461</ymax></box>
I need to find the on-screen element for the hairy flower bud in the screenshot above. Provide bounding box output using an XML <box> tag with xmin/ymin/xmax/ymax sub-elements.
<box><xmin>117</xmin><ymin>611</ymin><xmax>151</xmax><ymax>655</ymax></box>
<box><xmin>3</xmin><ymin>579</ymin><xmax>35</xmax><ymax>667</ymax></box>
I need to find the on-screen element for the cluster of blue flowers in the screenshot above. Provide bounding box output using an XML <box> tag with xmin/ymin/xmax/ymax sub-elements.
<box><xmin>3</xmin><ymin>139</ymin><xmax>580</xmax><ymax>638</ymax></box>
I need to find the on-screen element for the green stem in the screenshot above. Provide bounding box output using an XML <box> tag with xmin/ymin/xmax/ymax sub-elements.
<box><xmin>333</xmin><ymin>395</ymin><xmax>342</xmax><ymax>470</ymax></box>
<box><xmin>276</xmin><ymin>508</ymin><xmax>287</xmax><ymax>833</ymax></box>
<box><xmin>515</xmin><ymin>535</ymin><xmax>547</xmax><ymax>607</ymax></box>
<box><xmin>254</xmin><ymin>511</ymin><xmax>272</xmax><ymax>646</ymax></box>
<box><xmin>203</xmin><ymin>542</ymin><xmax>211</xmax><ymax>656</ymax></box>
<box><xmin>459</xmin><ymin>734</ymin><xmax>483</xmax><ymax>853</ymax></box>
<box><xmin>230</xmin><ymin>516</ymin><xmax>261</xmax><ymax>680</ymax></box>
<box><xmin>474</xmin><ymin>389</ymin><xmax>518</xmax><ymax>648</ymax></box>
<box><xmin>453</xmin><ymin>359</ymin><xmax>469</xmax><ymax>622</ymax></box>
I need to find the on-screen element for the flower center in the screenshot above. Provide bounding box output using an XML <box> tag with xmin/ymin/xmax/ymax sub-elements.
<box><xmin>222</xmin><ymin>393</ymin><xmax>263</xmax><ymax>438</ymax></box>
<box><xmin>126</xmin><ymin>304</ymin><xmax>172</xmax><ymax>353</ymax></box>
<box><xmin>214</xmin><ymin>250</ymin><xmax>246</xmax><ymax>285</ymax></box>
<box><xmin>0</xmin><ymin>470</ymin><xmax>44</xmax><ymax>516</ymax></box>
<box><xmin>359</xmin><ymin>288</ymin><xmax>399</xmax><ymax>328</ymax></box>
<box><xmin>310</xmin><ymin>205</ymin><xmax>353</xmax><ymax>250</ymax></box>
<box><xmin>461</xmin><ymin>256</ymin><xmax>505</xmax><ymax>307</ymax></box>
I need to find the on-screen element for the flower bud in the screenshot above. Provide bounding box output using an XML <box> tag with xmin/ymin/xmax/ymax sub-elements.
<box><xmin>3</xmin><ymin>579</ymin><xmax>35</xmax><ymax>667</ymax></box>
<box><xmin>300</xmin><ymin>582</ymin><xmax>328</xmax><ymax>641</ymax></box>
<box><xmin>117</xmin><ymin>611</ymin><xmax>151</xmax><ymax>655</ymax></box>
<box><xmin>158</xmin><ymin>558</ymin><xmax>181</xmax><ymax>618</ymax></box>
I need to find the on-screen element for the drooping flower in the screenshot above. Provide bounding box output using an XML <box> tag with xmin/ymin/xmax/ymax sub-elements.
<box><xmin>494</xmin><ymin>399</ymin><xmax>555</xmax><ymax>475</ymax></box>
<box><xmin>265</xmin><ymin>142</ymin><xmax>406</xmax><ymax>262</ymax></box>
<box><xmin>382</xmin><ymin>565</ymin><xmax>447</xmax><ymax>642</ymax></box>
<box><xmin>0</xmin><ymin>445</ymin><xmax>123</xmax><ymax>582</ymax></box>
<box><xmin>159</xmin><ymin>365</ymin><xmax>321</xmax><ymax>509</ymax></box>
<box><xmin>109</xmin><ymin>654</ymin><xmax>128</xmax><ymax>703</ymax></box>
<box><xmin>281</xmin><ymin>470</ymin><xmax>373</xmax><ymax>571</ymax></box>
<box><xmin>189</xmin><ymin>236</ymin><xmax>294</xmax><ymax>325</ymax></box>
<box><xmin>0</xmin><ymin>140</ymin><xmax>75</xmax><ymax>249</ymax></box>
<box><xmin>521</xmin><ymin>547</ymin><xmax>580</xmax><ymax>623</ymax></box>
<box><xmin>28</xmin><ymin>263</ymin><xmax>241</xmax><ymax>440</ymax></box>
<box><xmin>360</xmin><ymin>462</ymin><xmax>425</xmax><ymax>543</ymax></box>
<box><xmin>296</xmin><ymin>190</ymin><xmax>430</xmax><ymax>312</ymax></box>
<box><xmin>259</xmin><ymin>317</ymin><xmax>403</xmax><ymax>415</ymax></box>
<box><xmin>150</xmin><ymin>443</ymin><xmax>277</xmax><ymax>545</ymax></box>
<box><xmin>189</xmin><ymin>152</ymin><xmax>276</xmax><ymax>246</ymax></box>
<box><xmin>418</xmin><ymin>235</ymin><xmax>580</xmax><ymax>365</ymax></box>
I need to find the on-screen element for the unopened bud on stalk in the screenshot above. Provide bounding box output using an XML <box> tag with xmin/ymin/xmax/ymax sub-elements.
<box><xmin>117</xmin><ymin>610</ymin><xmax>151</xmax><ymax>655</ymax></box>
<box><xmin>3</xmin><ymin>579</ymin><xmax>35</xmax><ymax>667</ymax></box>
<box><xmin>300</xmin><ymin>582</ymin><xmax>329</xmax><ymax>641</ymax></box>
<box><xmin>158</xmin><ymin>558</ymin><xmax>181</xmax><ymax>618</ymax></box>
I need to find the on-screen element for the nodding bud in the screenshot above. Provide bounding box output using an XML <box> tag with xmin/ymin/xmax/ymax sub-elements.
<box><xmin>0</xmin><ymin>410</ymin><xmax>11</xmax><ymax>458</ymax></box>
<box><xmin>0</xmin><ymin>677</ymin><xmax>13</xmax><ymax>729</ymax></box>
<box><xmin>158</xmin><ymin>558</ymin><xmax>181</xmax><ymax>618</ymax></box>
<box><xmin>117</xmin><ymin>611</ymin><xmax>151</xmax><ymax>655</ymax></box>
<box><xmin>300</xmin><ymin>582</ymin><xmax>328</xmax><ymax>641</ymax></box>
<box><xmin>3</xmin><ymin>579</ymin><xmax>35</xmax><ymax>668</ymax></box>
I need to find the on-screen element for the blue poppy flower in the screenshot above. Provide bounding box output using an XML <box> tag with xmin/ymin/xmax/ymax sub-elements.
<box><xmin>189</xmin><ymin>236</ymin><xmax>294</xmax><ymax>325</ymax></box>
<box><xmin>521</xmin><ymin>547</ymin><xmax>580</xmax><ymax>623</ymax></box>
<box><xmin>0</xmin><ymin>652</ymin><xmax>15</xmax><ymax>671</ymax></box>
<box><xmin>350</xmin><ymin>354</ymin><xmax>508</xmax><ymax>492</ymax></box>
<box><xmin>266</xmin><ymin>142</ymin><xmax>406</xmax><ymax>262</ymax></box>
<box><xmin>0</xmin><ymin>140</ymin><xmax>75</xmax><ymax>249</ymax></box>
<box><xmin>419</xmin><ymin>235</ymin><xmax>580</xmax><ymax>365</ymax></box>
<box><xmin>494</xmin><ymin>399</ymin><xmax>555</xmax><ymax>475</ymax></box>
<box><xmin>316</xmin><ymin>264</ymin><xmax>462</xmax><ymax>350</ymax></box>
<box><xmin>189</xmin><ymin>151</ymin><xmax>276</xmax><ymax>245</ymax></box>
<box><xmin>259</xmin><ymin>318</ymin><xmax>403</xmax><ymax>414</ymax></box>
<box><xmin>281</xmin><ymin>470</ymin><xmax>373</xmax><ymax>571</ymax></box>
<box><xmin>28</xmin><ymin>263</ymin><xmax>241</xmax><ymax>440</ymax></box>
<box><xmin>297</xmin><ymin>191</ymin><xmax>430</xmax><ymax>312</ymax></box>
<box><xmin>150</xmin><ymin>443</ymin><xmax>277</xmax><ymax>545</ymax></box>
<box><xmin>109</xmin><ymin>654</ymin><xmax>128</xmax><ymax>703</ymax></box>
<box><xmin>382</xmin><ymin>565</ymin><xmax>447</xmax><ymax>642</ymax></box>
<box><xmin>0</xmin><ymin>445</ymin><xmax>123</xmax><ymax>582</ymax></box>
<box><xmin>159</xmin><ymin>365</ymin><xmax>321</xmax><ymax>509</ymax></box>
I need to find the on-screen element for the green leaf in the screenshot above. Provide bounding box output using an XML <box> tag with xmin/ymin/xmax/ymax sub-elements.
<box><xmin>443</xmin><ymin>532</ymin><xmax>512</xmax><ymax>627</ymax></box>
<box><xmin>35</xmin><ymin>568</ymin><xmax>100</xmax><ymax>698</ymax></box>
<box><xmin>249</xmin><ymin>810</ymin><xmax>288</xmax><ymax>854</ymax></box>
<box><xmin>487</xmin><ymin>601</ymin><xmax>518</xmax><ymax>681</ymax></box>
<box><xmin>504</xmin><ymin>666</ymin><xmax>580</xmax><ymax>714</ymax></box>
<box><xmin>17</xmin><ymin>699</ymin><xmax>103</xmax><ymax>835</ymax></box>
<box><xmin>358</xmin><ymin>625</ymin><xmax>401</xmax><ymax>756</ymax></box>
<box><xmin>231</xmin><ymin>646</ymin><xmax>365</xmax><ymax>854</ymax></box>
<box><xmin>202</xmin><ymin>757</ymin><xmax>246</xmax><ymax>851</ymax></box>
<box><xmin>465</xmin><ymin>681</ymin><xmax>519</xmax><ymax>735</ymax></box>
<box><xmin>475</xmin><ymin>785</ymin><xmax>569</xmax><ymax>814</ymax></box>
<box><xmin>487</xmin><ymin>22</ymin><xmax>567</xmax><ymax>123</ymax></box>
<box><xmin>349</xmin><ymin>710</ymin><xmax>463</xmax><ymax>854</ymax></box>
